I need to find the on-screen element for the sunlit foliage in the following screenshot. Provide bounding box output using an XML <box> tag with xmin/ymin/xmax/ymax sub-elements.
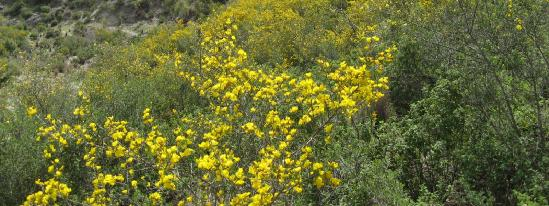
<box><xmin>21</xmin><ymin>0</ymin><xmax>395</xmax><ymax>205</ymax></box>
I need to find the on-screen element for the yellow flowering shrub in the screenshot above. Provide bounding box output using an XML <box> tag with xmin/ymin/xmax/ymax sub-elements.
<box><xmin>173</xmin><ymin>17</ymin><xmax>392</xmax><ymax>204</ymax></box>
<box><xmin>23</xmin><ymin>1</ymin><xmax>395</xmax><ymax>205</ymax></box>
<box><xmin>197</xmin><ymin>0</ymin><xmax>393</xmax><ymax>67</ymax></box>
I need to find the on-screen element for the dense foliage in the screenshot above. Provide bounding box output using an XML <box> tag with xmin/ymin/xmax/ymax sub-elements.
<box><xmin>0</xmin><ymin>0</ymin><xmax>547</xmax><ymax>205</ymax></box>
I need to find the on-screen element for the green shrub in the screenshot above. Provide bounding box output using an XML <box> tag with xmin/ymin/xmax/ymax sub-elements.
<box><xmin>38</xmin><ymin>5</ymin><xmax>50</xmax><ymax>13</ymax></box>
<box><xmin>0</xmin><ymin>58</ymin><xmax>20</xmax><ymax>88</ymax></box>
<box><xmin>93</xmin><ymin>28</ymin><xmax>128</xmax><ymax>44</ymax></box>
<box><xmin>377</xmin><ymin>0</ymin><xmax>549</xmax><ymax>204</ymax></box>
<box><xmin>0</xmin><ymin>108</ymin><xmax>47</xmax><ymax>206</ymax></box>
<box><xmin>387</xmin><ymin>40</ymin><xmax>435</xmax><ymax>116</ymax></box>
<box><xmin>0</xmin><ymin>25</ymin><xmax>28</xmax><ymax>57</ymax></box>
<box><xmin>3</xmin><ymin>1</ymin><xmax>25</xmax><ymax>17</ymax></box>
<box><xmin>82</xmin><ymin>34</ymin><xmax>206</xmax><ymax>124</ymax></box>
<box><xmin>56</xmin><ymin>35</ymin><xmax>96</xmax><ymax>63</ymax></box>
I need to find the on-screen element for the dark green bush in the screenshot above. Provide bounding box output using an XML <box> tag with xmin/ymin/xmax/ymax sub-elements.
<box><xmin>379</xmin><ymin>0</ymin><xmax>549</xmax><ymax>204</ymax></box>
<box><xmin>3</xmin><ymin>1</ymin><xmax>25</xmax><ymax>17</ymax></box>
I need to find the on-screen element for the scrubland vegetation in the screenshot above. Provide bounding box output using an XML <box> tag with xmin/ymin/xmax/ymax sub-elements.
<box><xmin>0</xmin><ymin>0</ymin><xmax>547</xmax><ymax>205</ymax></box>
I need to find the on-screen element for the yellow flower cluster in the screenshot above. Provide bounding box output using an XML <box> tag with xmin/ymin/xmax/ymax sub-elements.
<box><xmin>73</xmin><ymin>91</ymin><xmax>91</xmax><ymax>117</ymax></box>
<box><xmin>86</xmin><ymin>173</ymin><xmax>125</xmax><ymax>205</ymax></box>
<box><xmin>23</xmin><ymin>179</ymin><xmax>71</xmax><ymax>206</ymax></box>
<box><xmin>515</xmin><ymin>18</ymin><xmax>523</xmax><ymax>31</ymax></box>
<box><xmin>505</xmin><ymin>0</ymin><xmax>525</xmax><ymax>32</ymax></box>
<box><xmin>24</xmin><ymin>114</ymin><xmax>83</xmax><ymax>205</ymax></box>
<box><xmin>24</xmin><ymin>3</ymin><xmax>393</xmax><ymax>205</ymax></box>
<box><xmin>27</xmin><ymin>106</ymin><xmax>38</xmax><ymax>117</ymax></box>
<box><xmin>144</xmin><ymin>117</ymin><xmax>194</xmax><ymax>194</ymax></box>
<box><xmin>173</xmin><ymin>17</ymin><xmax>390</xmax><ymax>205</ymax></box>
<box><xmin>506</xmin><ymin>0</ymin><xmax>514</xmax><ymax>17</ymax></box>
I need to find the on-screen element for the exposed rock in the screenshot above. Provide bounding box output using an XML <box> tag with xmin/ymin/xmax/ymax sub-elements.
<box><xmin>120</xmin><ymin>28</ymin><xmax>138</xmax><ymax>37</ymax></box>
<box><xmin>81</xmin><ymin>57</ymin><xmax>95</xmax><ymax>71</ymax></box>
<box><xmin>63</xmin><ymin>56</ymin><xmax>80</xmax><ymax>73</ymax></box>
<box><xmin>25</xmin><ymin>13</ymin><xmax>42</xmax><ymax>26</ymax></box>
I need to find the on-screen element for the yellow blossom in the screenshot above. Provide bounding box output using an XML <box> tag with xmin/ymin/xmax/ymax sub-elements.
<box><xmin>27</xmin><ymin>106</ymin><xmax>38</xmax><ymax>117</ymax></box>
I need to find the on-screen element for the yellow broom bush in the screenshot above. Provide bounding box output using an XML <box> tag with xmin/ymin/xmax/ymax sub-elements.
<box><xmin>23</xmin><ymin>0</ymin><xmax>396</xmax><ymax>205</ymax></box>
